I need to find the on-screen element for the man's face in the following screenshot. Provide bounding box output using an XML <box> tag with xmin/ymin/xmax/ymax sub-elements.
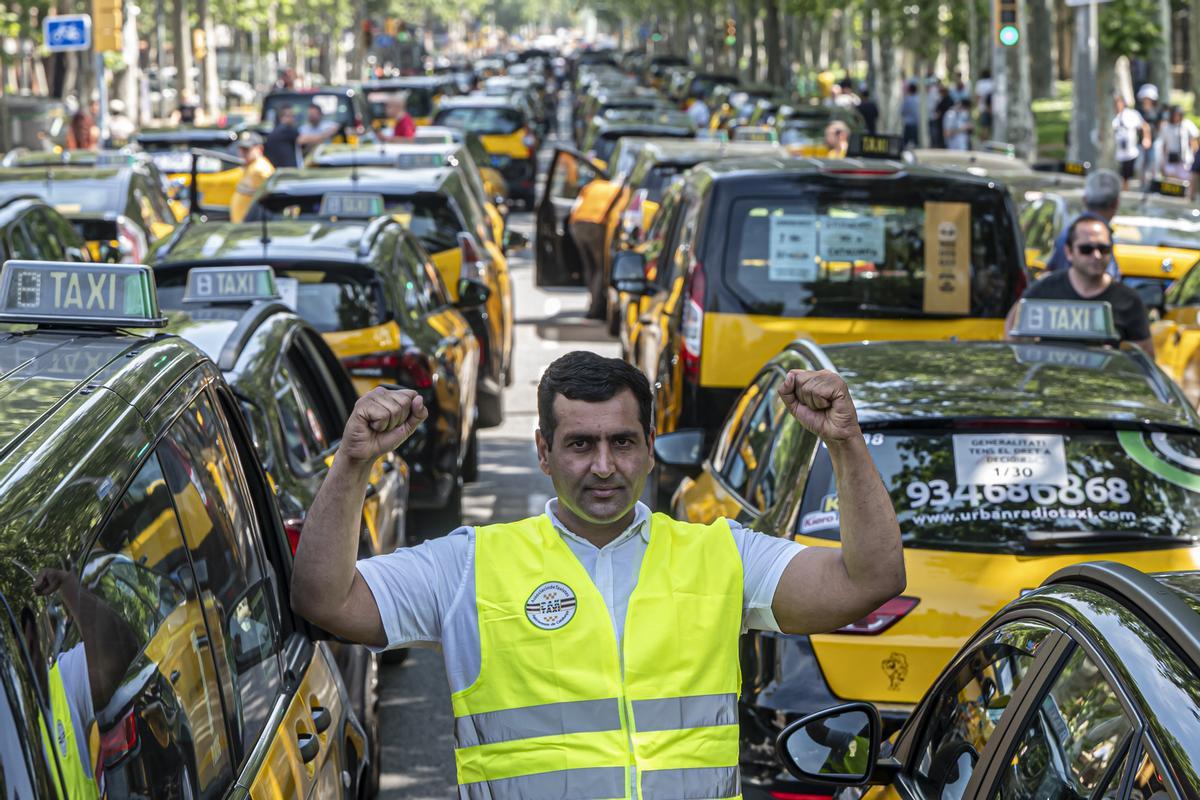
<box><xmin>279</xmin><ymin>108</ymin><xmax>295</xmax><ymax>126</ymax></box>
<box><xmin>1067</xmin><ymin>220</ymin><xmax>1113</xmax><ymax>279</ymax></box>
<box><xmin>239</xmin><ymin>145</ymin><xmax>259</xmax><ymax>164</ymax></box>
<box><xmin>536</xmin><ymin>389</ymin><xmax>654</xmax><ymax>526</ymax></box>
<box><xmin>307</xmin><ymin>106</ymin><xmax>322</xmax><ymax>125</ymax></box>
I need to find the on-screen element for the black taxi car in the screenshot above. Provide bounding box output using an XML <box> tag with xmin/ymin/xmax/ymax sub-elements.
<box><xmin>609</xmin><ymin>148</ymin><xmax>1029</xmax><ymax>438</ymax></box>
<box><xmin>776</xmin><ymin>563</ymin><xmax>1200</xmax><ymax>800</ymax></box>
<box><xmin>0</xmin><ymin>160</ymin><xmax>179</xmax><ymax>262</ymax></box>
<box><xmin>432</xmin><ymin>95</ymin><xmax>539</xmax><ymax>205</ymax></box>
<box><xmin>156</xmin><ymin>265</ymin><xmax>410</xmax><ymax>796</ymax></box>
<box><xmin>654</xmin><ymin>300</ymin><xmax>1200</xmax><ymax>797</ymax></box>
<box><xmin>0</xmin><ymin>260</ymin><xmax>370</xmax><ymax>798</ymax></box>
<box><xmin>577</xmin><ymin>108</ymin><xmax>697</xmax><ymax>169</ymax></box>
<box><xmin>360</xmin><ymin>75</ymin><xmax>460</xmax><ymax>128</ymax></box>
<box><xmin>246</xmin><ymin>171</ymin><xmax>514</xmax><ymax>428</ymax></box>
<box><xmin>261</xmin><ymin>87</ymin><xmax>374</xmax><ymax>143</ymax></box>
<box><xmin>152</xmin><ymin>215</ymin><xmax>482</xmax><ymax>526</ymax></box>
<box><xmin>133</xmin><ymin>127</ymin><xmax>245</xmax><ymax>217</ymax></box>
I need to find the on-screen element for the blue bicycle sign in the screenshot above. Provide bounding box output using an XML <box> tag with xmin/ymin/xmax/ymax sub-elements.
<box><xmin>43</xmin><ymin>15</ymin><xmax>92</xmax><ymax>52</ymax></box>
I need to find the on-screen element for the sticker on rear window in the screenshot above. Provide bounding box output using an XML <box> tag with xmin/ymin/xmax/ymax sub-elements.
<box><xmin>768</xmin><ymin>214</ymin><xmax>817</xmax><ymax>282</ymax></box>
<box><xmin>819</xmin><ymin>216</ymin><xmax>886</xmax><ymax>263</ymax></box>
<box><xmin>952</xmin><ymin>433</ymin><xmax>1068</xmax><ymax>487</ymax></box>
<box><xmin>922</xmin><ymin>201</ymin><xmax>971</xmax><ymax>315</ymax></box>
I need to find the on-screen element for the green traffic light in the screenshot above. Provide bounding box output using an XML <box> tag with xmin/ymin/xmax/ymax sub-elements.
<box><xmin>999</xmin><ymin>25</ymin><xmax>1019</xmax><ymax>46</ymax></box>
<box><xmin>724</xmin><ymin>34</ymin><xmax>736</xmax><ymax>45</ymax></box>
<box><xmin>651</xmin><ymin>32</ymin><xmax>664</xmax><ymax>42</ymax></box>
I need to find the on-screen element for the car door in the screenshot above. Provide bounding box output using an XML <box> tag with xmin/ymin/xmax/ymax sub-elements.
<box><xmin>1154</xmin><ymin>261</ymin><xmax>1200</xmax><ymax>403</ymax></box>
<box><xmin>631</xmin><ymin>185</ymin><xmax>685</xmax><ymax>377</ymax></box>
<box><xmin>535</xmin><ymin>147</ymin><xmax>606</xmax><ymax>287</ymax></box>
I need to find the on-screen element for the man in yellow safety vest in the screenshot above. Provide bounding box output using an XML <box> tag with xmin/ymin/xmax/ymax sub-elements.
<box><xmin>292</xmin><ymin>351</ymin><xmax>905</xmax><ymax>799</ymax></box>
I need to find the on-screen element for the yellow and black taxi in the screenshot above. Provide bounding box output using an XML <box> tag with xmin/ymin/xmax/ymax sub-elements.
<box><xmin>261</xmin><ymin>87</ymin><xmax>374</xmax><ymax>144</ymax></box>
<box><xmin>0</xmin><ymin>260</ymin><xmax>372</xmax><ymax>798</ymax></box>
<box><xmin>577</xmin><ymin>108</ymin><xmax>696</xmax><ymax>169</ymax></box>
<box><xmin>154</xmin><ymin>264</ymin><xmax>410</xmax><ymax>796</ymax></box>
<box><xmin>1021</xmin><ymin>187</ymin><xmax>1200</xmax><ymax>293</ymax></box>
<box><xmin>653</xmin><ymin>303</ymin><xmax>1200</xmax><ymax>797</ymax></box>
<box><xmin>668</xmin><ymin>70</ymin><xmax>741</xmax><ymax>111</ymax></box>
<box><xmin>536</xmin><ymin>137</ymin><xmax>781</xmax><ymax>325</ymax></box>
<box><xmin>572</xmin><ymin>87</ymin><xmax>671</xmax><ymax>148</ymax></box>
<box><xmin>774</xmin><ymin>563</ymin><xmax>1200</xmax><ymax>800</ymax></box>
<box><xmin>152</xmin><ymin>213</ymin><xmax>482</xmax><ymax>525</ymax></box>
<box><xmin>432</xmin><ymin>95</ymin><xmax>539</xmax><ymax>206</ymax></box>
<box><xmin>1150</xmin><ymin>258</ymin><xmax>1200</xmax><ymax>408</ymax></box>
<box><xmin>247</xmin><ymin>170</ymin><xmax>514</xmax><ymax>427</ymax></box>
<box><xmin>0</xmin><ymin>158</ymin><xmax>180</xmax><ymax>262</ymax></box>
<box><xmin>0</xmin><ymin>195</ymin><xmax>92</xmax><ymax>261</ymax></box>
<box><xmin>133</xmin><ymin>126</ymin><xmax>246</xmax><ymax>218</ymax></box>
<box><xmin>608</xmin><ymin>143</ymin><xmax>1029</xmax><ymax>436</ymax></box>
<box><xmin>411</xmin><ymin>125</ymin><xmax>511</xmax><ymax>205</ymax></box>
<box><xmin>361</xmin><ymin>75</ymin><xmax>459</xmax><ymax>129</ymax></box>
<box><xmin>643</xmin><ymin>53</ymin><xmax>689</xmax><ymax>88</ymax></box>
<box><xmin>775</xmin><ymin>104</ymin><xmax>865</xmax><ymax>156</ymax></box>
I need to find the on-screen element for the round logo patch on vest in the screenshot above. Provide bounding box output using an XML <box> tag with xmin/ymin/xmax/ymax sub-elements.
<box><xmin>525</xmin><ymin>581</ymin><xmax>577</xmax><ymax>630</ymax></box>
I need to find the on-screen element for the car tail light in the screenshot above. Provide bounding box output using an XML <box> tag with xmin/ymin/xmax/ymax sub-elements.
<box><xmin>681</xmin><ymin>260</ymin><xmax>706</xmax><ymax>382</ymax></box>
<box><xmin>622</xmin><ymin>189</ymin><xmax>647</xmax><ymax>239</ymax></box>
<box><xmin>98</xmin><ymin>710</ymin><xmax>138</xmax><ymax>769</ymax></box>
<box><xmin>115</xmin><ymin>215</ymin><xmax>147</xmax><ymax>263</ymax></box>
<box><xmin>458</xmin><ymin>232</ymin><xmax>488</xmax><ymax>284</ymax></box>
<box><xmin>342</xmin><ymin>350</ymin><xmax>433</xmax><ymax>389</ymax></box>
<box><xmin>835</xmin><ymin>596</ymin><xmax>919</xmax><ymax>635</ymax></box>
<box><xmin>284</xmin><ymin>518</ymin><xmax>304</xmax><ymax>555</ymax></box>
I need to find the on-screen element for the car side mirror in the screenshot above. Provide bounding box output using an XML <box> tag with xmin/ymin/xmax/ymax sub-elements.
<box><xmin>776</xmin><ymin>702</ymin><xmax>890</xmax><ymax>787</ymax></box>
<box><xmin>504</xmin><ymin>229</ymin><xmax>529</xmax><ymax>251</ymax></box>
<box><xmin>1135</xmin><ymin>281</ymin><xmax>1166</xmax><ymax>313</ymax></box>
<box><xmin>653</xmin><ymin>428</ymin><xmax>706</xmax><ymax>472</ymax></box>
<box><xmin>611</xmin><ymin>251</ymin><xmax>651</xmax><ymax>294</ymax></box>
<box><xmin>457</xmin><ymin>278</ymin><xmax>492</xmax><ymax>308</ymax></box>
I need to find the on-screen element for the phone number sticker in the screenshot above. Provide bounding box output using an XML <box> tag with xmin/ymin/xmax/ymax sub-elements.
<box><xmin>905</xmin><ymin>476</ymin><xmax>1132</xmax><ymax>509</ymax></box>
<box><xmin>952</xmin><ymin>433</ymin><xmax>1068</xmax><ymax>487</ymax></box>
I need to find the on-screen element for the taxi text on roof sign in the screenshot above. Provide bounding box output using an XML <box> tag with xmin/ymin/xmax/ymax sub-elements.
<box><xmin>847</xmin><ymin>133</ymin><xmax>903</xmax><ymax>159</ymax></box>
<box><xmin>319</xmin><ymin>192</ymin><xmax>386</xmax><ymax>219</ymax></box>
<box><xmin>0</xmin><ymin>260</ymin><xmax>167</xmax><ymax>327</ymax></box>
<box><xmin>1010</xmin><ymin>298</ymin><xmax>1118</xmax><ymax>343</ymax></box>
<box><xmin>183</xmin><ymin>265</ymin><xmax>280</xmax><ymax>304</ymax></box>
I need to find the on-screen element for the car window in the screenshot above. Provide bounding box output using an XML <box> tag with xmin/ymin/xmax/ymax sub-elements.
<box><xmin>1128</xmin><ymin>746</ymin><xmax>1174</xmax><ymax>799</ymax></box>
<box><xmin>83</xmin><ymin>453</ymin><xmax>235</xmax><ymax>796</ymax></box>
<box><xmin>721</xmin><ymin>371</ymin><xmax>786</xmax><ymax>505</ymax></box>
<box><xmin>7</xmin><ymin>218</ymin><xmax>37</xmax><ymax>259</ymax></box>
<box><xmin>25</xmin><ymin>208</ymin><xmax>65</xmax><ymax>260</ymax></box>
<box><xmin>1168</xmin><ymin>253</ymin><xmax>1200</xmax><ymax>306</ymax></box>
<box><xmin>751</xmin><ymin>404</ymin><xmax>816</xmax><ymax>513</ymax></box>
<box><xmin>992</xmin><ymin>646</ymin><xmax>1135</xmax><ymax>800</ymax></box>
<box><xmin>275</xmin><ymin>358</ymin><xmax>331</xmax><ymax>472</ymax></box>
<box><xmin>397</xmin><ymin>235</ymin><xmax>439</xmax><ymax>313</ymax></box>
<box><xmin>434</xmin><ymin>106</ymin><xmax>524</xmax><ymax>135</ymax></box>
<box><xmin>159</xmin><ymin>390</ymin><xmax>284</xmax><ymax>759</ymax></box>
<box><xmin>548</xmin><ymin>151</ymin><xmax>600</xmax><ymax>202</ymax></box>
<box><xmin>1020</xmin><ymin>199</ymin><xmax>1058</xmax><ymax>256</ymax></box>
<box><xmin>913</xmin><ymin>620</ymin><xmax>1054</xmax><ymax>800</ymax></box>
<box><xmin>643</xmin><ymin>186</ymin><xmax>683</xmax><ymax>286</ymax></box>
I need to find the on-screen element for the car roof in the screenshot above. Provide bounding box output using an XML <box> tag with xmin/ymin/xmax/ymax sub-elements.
<box><xmin>361</xmin><ymin>76</ymin><xmax>449</xmax><ymax>89</ymax></box>
<box><xmin>155</xmin><ymin>218</ymin><xmax>385</xmax><ymax>265</ymax></box>
<box><xmin>0</xmin><ymin>165</ymin><xmax>128</xmax><ymax>183</ymax></box>
<box><xmin>261</xmin><ymin>166</ymin><xmax>451</xmax><ymax>194</ymax></box>
<box><xmin>907</xmin><ymin>148</ymin><xmax>1035</xmax><ymax>176</ymax></box>
<box><xmin>634</xmin><ymin>138</ymin><xmax>780</xmax><ymax>165</ymax></box>
<box><xmin>436</xmin><ymin>95</ymin><xmax>520</xmax><ymax>110</ymax></box>
<box><xmin>686</xmin><ymin>155</ymin><xmax>1003</xmax><ymax>186</ymax></box>
<box><xmin>815</xmin><ymin>340</ymin><xmax>1196</xmax><ymax>427</ymax></box>
<box><xmin>136</xmin><ymin>127</ymin><xmax>240</xmax><ymax>143</ymax></box>
<box><xmin>0</xmin><ymin>329</ymin><xmax>209</xmax><ymax>593</ymax></box>
<box><xmin>266</xmin><ymin>86</ymin><xmax>359</xmax><ymax>97</ymax></box>
<box><xmin>594</xmin><ymin>111</ymin><xmax>695</xmax><ymax>133</ymax></box>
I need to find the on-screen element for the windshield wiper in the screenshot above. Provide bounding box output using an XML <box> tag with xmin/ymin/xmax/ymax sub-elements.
<box><xmin>1021</xmin><ymin>529</ymin><xmax>1197</xmax><ymax>548</ymax></box>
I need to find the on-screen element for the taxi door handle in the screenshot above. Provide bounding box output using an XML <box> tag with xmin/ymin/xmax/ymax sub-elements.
<box><xmin>364</xmin><ymin>483</ymin><xmax>378</xmax><ymax>499</ymax></box>
<box><xmin>297</xmin><ymin>732</ymin><xmax>319</xmax><ymax>764</ymax></box>
<box><xmin>381</xmin><ymin>459</ymin><xmax>396</xmax><ymax>474</ymax></box>
<box><xmin>311</xmin><ymin>706</ymin><xmax>332</xmax><ymax>734</ymax></box>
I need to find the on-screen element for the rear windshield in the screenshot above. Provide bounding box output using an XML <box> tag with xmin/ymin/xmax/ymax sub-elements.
<box><xmin>264</xmin><ymin>93</ymin><xmax>356</xmax><ymax>125</ymax></box>
<box><xmin>717</xmin><ymin>180</ymin><xmax>1020</xmax><ymax>319</ymax></box>
<box><xmin>142</xmin><ymin>149</ymin><xmax>236</xmax><ymax>174</ymax></box>
<box><xmin>596</xmin><ymin>131</ymin><xmax>689</xmax><ymax>163</ymax></box>
<box><xmin>798</xmin><ymin>428</ymin><xmax>1200</xmax><ymax>552</ymax></box>
<box><xmin>156</xmin><ymin>265</ymin><xmax>386</xmax><ymax>332</ymax></box>
<box><xmin>0</xmin><ymin>179</ymin><xmax>121</xmax><ymax>214</ymax></box>
<box><xmin>254</xmin><ymin>192</ymin><xmax>463</xmax><ymax>253</ymax></box>
<box><xmin>779</xmin><ymin>123</ymin><xmax>827</xmax><ymax>146</ymax></box>
<box><xmin>433</xmin><ymin>107</ymin><xmax>523</xmax><ymax>135</ymax></box>
<box><xmin>367</xmin><ymin>88</ymin><xmax>433</xmax><ymax>119</ymax></box>
<box><xmin>689</xmin><ymin>76</ymin><xmax>739</xmax><ymax>98</ymax></box>
<box><xmin>640</xmin><ymin>165</ymin><xmax>683</xmax><ymax>203</ymax></box>
<box><xmin>1111</xmin><ymin>212</ymin><xmax>1200</xmax><ymax>250</ymax></box>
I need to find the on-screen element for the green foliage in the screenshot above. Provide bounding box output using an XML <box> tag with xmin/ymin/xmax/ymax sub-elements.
<box><xmin>1099</xmin><ymin>0</ymin><xmax>1162</xmax><ymax>59</ymax></box>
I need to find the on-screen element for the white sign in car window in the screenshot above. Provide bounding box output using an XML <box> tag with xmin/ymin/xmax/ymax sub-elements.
<box><xmin>952</xmin><ymin>433</ymin><xmax>1069</xmax><ymax>487</ymax></box>
<box><xmin>819</xmin><ymin>216</ymin><xmax>886</xmax><ymax>262</ymax></box>
<box><xmin>768</xmin><ymin>214</ymin><xmax>818</xmax><ymax>282</ymax></box>
<box><xmin>275</xmin><ymin>277</ymin><xmax>299</xmax><ymax>311</ymax></box>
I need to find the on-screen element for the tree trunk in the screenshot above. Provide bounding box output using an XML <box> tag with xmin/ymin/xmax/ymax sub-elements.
<box><xmin>746</xmin><ymin>0</ymin><xmax>759</xmax><ymax>81</ymax></box>
<box><xmin>1012</xmin><ymin>0</ymin><xmax>1037</xmax><ymax>157</ymax></box>
<box><xmin>840</xmin><ymin>9</ymin><xmax>853</xmax><ymax>74</ymax></box>
<box><xmin>172</xmin><ymin>0</ymin><xmax>194</xmax><ymax>106</ymax></box>
<box><xmin>1028</xmin><ymin>0</ymin><xmax>1054</xmax><ymax>98</ymax></box>
<box><xmin>1148</xmin><ymin>0</ymin><xmax>1172</xmax><ymax>98</ymax></box>
<box><xmin>196</xmin><ymin>0</ymin><xmax>219</xmax><ymax>118</ymax></box>
<box><xmin>1190</xmin><ymin>0</ymin><xmax>1200</xmax><ymax>93</ymax></box>
<box><xmin>764</xmin><ymin>0</ymin><xmax>782</xmax><ymax>86</ymax></box>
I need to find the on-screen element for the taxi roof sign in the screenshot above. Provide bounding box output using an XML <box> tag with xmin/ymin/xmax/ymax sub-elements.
<box><xmin>319</xmin><ymin>192</ymin><xmax>386</xmax><ymax>219</ymax></box>
<box><xmin>1152</xmin><ymin>178</ymin><xmax>1189</xmax><ymax>198</ymax></box>
<box><xmin>1009</xmin><ymin>298</ymin><xmax>1118</xmax><ymax>343</ymax></box>
<box><xmin>847</xmin><ymin>133</ymin><xmax>904</xmax><ymax>159</ymax></box>
<box><xmin>1063</xmin><ymin>160</ymin><xmax>1091</xmax><ymax>176</ymax></box>
<box><xmin>183</xmin><ymin>266</ymin><xmax>280</xmax><ymax>304</ymax></box>
<box><xmin>0</xmin><ymin>261</ymin><xmax>166</xmax><ymax>328</ymax></box>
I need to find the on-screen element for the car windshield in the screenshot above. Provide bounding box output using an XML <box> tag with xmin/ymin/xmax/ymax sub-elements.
<box><xmin>263</xmin><ymin>93</ymin><xmax>355</xmax><ymax>125</ymax></box>
<box><xmin>434</xmin><ymin>107</ymin><xmax>523</xmax><ymax>135</ymax></box>
<box><xmin>253</xmin><ymin>191</ymin><xmax>462</xmax><ymax>253</ymax></box>
<box><xmin>797</xmin><ymin>428</ymin><xmax>1200</xmax><ymax>552</ymax></box>
<box><xmin>1111</xmin><ymin>212</ymin><xmax>1200</xmax><ymax>250</ymax></box>
<box><xmin>0</xmin><ymin>178</ymin><xmax>122</xmax><ymax>213</ymax></box>
<box><xmin>719</xmin><ymin>179</ymin><xmax>1019</xmax><ymax>319</ymax></box>
<box><xmin>367</xmin><ymin>88</ymin><xmax>433</xmax><ymax>119</ymax></box>
<box><xmin>640</xmin><ymin>165</ymin><xmax>683</xmax><ymax>202</ymax></box>
<box><xmin>141</xmin><ymin>149</ymin><xmax>236</xmax><ymax>174</ymax></box>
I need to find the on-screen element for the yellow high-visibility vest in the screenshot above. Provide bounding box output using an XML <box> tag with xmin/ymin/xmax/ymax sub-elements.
<box><xmin>452</xmin><ymin>512</ymin><xmax>743</xmax><ymax>799</ymax></box>
<box><xmin>38</xmin><ymin>662</ymin><xmax>100</xmax><ymax>800</ymax></box>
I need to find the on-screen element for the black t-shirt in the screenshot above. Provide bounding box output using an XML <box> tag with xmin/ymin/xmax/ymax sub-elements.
<box><xmin>1021</xmin><ymin>268</ymin><xmax>1151</xmax><ymax>342</ymax></box>
<box><xmin>858</xmin><ymin>100</ymin><xmax>879</xmax><ymax>133</ymax></box>
<box><xmin>265</xmin><ymin>123</ymin><xmax>299</xmax><ymax>168</ymax></box>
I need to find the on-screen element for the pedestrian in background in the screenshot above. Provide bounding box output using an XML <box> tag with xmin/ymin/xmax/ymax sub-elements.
<box><xmin>264</xmin><ymin>105</ymin><xmax>300</xmax><ymax>168</ymax></box>
<box><xmin>230</xmin><ymin>131</ymin><xmax>274</xmax><ymax>223</ymax></box>
<box><xmin>824</xmin><ymin>120</ymin><xmax>850</xmax><ymax>157</ymax></box>
<box><xmin>943</xmin><ymin>97</ymin><xmax>973</xmax><ymax>150</ymax></box>
<box><xmin>1112</xmin><ymin>94</ymin><xmax>1148</xmax><ymax>189</ymax></box>
<box><xmin>1154</xmin><ymin>105</ymin><xmax>1197</xmax><ymax>182</ymax></box>
<box><xmin>932</xmin><ymin>84</ymin><xmax>953</xmax><ymax>148</ymax></box>
<box><xmin>298</xmin><ymin>103</ymin><xmax>340</xmax><ymax>156</ymax></box>
<box><xmin>1044</xmin><ymin>169</ymin><xmax>1122</xmax><ymax>278</ymax></box>
<box><xmin>1137</xmin><ymin>84</ymin><xmax>1162</xmax><ymax>184</ymax></box>
<box><xmin>857</xmin><ymin>88</ymin><xmax>879</xmax><ymax>134</ymax></box>
<box><xmin>900</xmin><ymin>81</ymin><xmax>920</xmax><ymax>147</ymax></box>
<box><xmin>106</xmin><ymin>99</ymin><xmax>136</xmax><ymax>146</ymax></box>
<box><xmin>389</xmin><ymin>94</ymin><xmax>416</xmax><ymax>140</ymax></box>
<box><xmin>66</xmin><ymin>100</ymin><xmax>98</xmax><ymax>151</ymax></box>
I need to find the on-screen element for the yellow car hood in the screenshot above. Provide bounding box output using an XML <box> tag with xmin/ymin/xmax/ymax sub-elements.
<box><xmin>1114</xmin><ymin>243</ymin><xmax>1200</xmax><ymax>281</ymax></box>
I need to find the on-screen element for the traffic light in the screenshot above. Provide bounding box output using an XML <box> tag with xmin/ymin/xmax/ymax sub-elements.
<box><xmin>192</xmin><ymin>27</ymin><xmax>206</xmax><ymax>61</ymax></box>
<box><xmin>724</xmin><ymin>18</ymin><xmax>736</xmax><ymax>46</ymax></box>
<box><xmin>92</xmin><ymin>0</ymin><xmax>122</xmax><ymax>52</ymax></box>
<box><xmin>995</xmin><ymin>0</ymin><xmax>1019</xmax><ymax>46</ymax></box>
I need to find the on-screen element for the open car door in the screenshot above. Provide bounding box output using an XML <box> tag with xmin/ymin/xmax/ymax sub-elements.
<box><xmin>536</xmin><ymin>147</ymin><xmax>606</xmax><ymax>287</ymax></box>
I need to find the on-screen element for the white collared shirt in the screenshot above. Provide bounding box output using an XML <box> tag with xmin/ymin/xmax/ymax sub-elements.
<box><xmin>356</xmin><ymin>500</ymin><xmax>805</xmax><ymax>693</ymax></box>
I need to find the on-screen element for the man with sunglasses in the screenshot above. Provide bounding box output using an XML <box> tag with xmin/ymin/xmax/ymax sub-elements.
<box><xmin>1043</xmin><ymin>168</ymin><xmax>1122</xmax><ymax>278</ymax></box>
<box><xmin>1006</xmin><ymin>213</ymin><xmax>1154</xmax><ymax>355</ymax></box>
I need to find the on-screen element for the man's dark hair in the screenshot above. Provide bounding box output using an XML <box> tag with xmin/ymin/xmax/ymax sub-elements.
<box><xmin>1066</xmin><ymin>212</ymin><xmax>1113</xmax><ymax>247</ymax></box>
<box><xmin>537</xmin><ymin>351</ymin><xmax>652</xmax><ymax>447</ymax></box>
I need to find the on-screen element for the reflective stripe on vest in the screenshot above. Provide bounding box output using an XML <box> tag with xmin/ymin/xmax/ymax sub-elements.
<box><xmin>451</xmin><ymin>513</ymin><xmax>743</xmax><ymax>799</ymax></box>
<box><xmin>38</xmin><ymin>662</ymin><xmax>100</xmax><ymax>800</ymax></box>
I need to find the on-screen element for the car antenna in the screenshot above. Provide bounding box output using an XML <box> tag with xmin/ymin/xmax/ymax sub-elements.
<box><xmin>260</xmin><ymin>207</ymin><xmax>271</xmax><ymax>249</ymax></box>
